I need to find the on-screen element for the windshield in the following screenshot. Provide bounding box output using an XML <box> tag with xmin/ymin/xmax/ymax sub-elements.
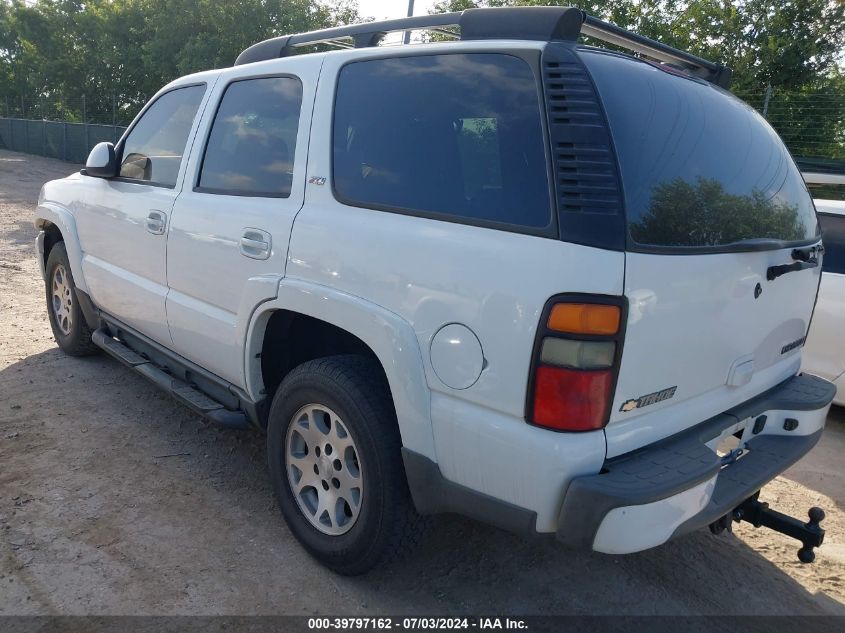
<box><xmin>580</xmin><ymin>50</ymin><xmax>819</xmax><ymax>250</ymax></box>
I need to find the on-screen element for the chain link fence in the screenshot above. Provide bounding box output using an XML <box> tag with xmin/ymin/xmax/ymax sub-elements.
<box><xmin>734</xmin><ymin>90</ymin><xmax>845</xmax><ymax>162</ymax></box>
<box><xmin>1</xmin><ymin>96</ymin><xmax>141</xmax><ymax>127</ymax></box>
<box><xmin>0</xmin><ymin>94</ymin><xmax>137</xmax><ymax>163</ymax></box>
<box><xmin>0</xmin><ymin>118</ymin><xmax>126</xmax><ymax>164</ymax></box>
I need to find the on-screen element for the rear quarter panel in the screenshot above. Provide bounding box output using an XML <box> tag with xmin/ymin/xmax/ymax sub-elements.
<box><xmin>285</xmin><ymin>44</ymin><xmax>624</xmax><ymax>526</ymax></box>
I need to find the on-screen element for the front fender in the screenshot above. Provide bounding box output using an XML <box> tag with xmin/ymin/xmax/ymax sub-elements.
<box><xmin>245</xmin><ymin>278</ymin><xmax>436</xmax><ymax>461</ymax></box>
<box><xmin>34</xmin><ymin>202</ymin><xmax>88</xmax><ymax>294</ymax></box>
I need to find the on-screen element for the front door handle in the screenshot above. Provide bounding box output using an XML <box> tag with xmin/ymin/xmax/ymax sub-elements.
<box><xmin>146</xmin><ymin>210</ymin><xmax>167</xmax><ymax>235</ymax></box>
<box><xmin>240</xmin><ymin>228</ymin><xmax>271</xmax><ymax>260</ymax></box>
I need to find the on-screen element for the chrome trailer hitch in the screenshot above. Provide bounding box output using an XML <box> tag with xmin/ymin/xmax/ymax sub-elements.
<box><xmin>709</xmin><ymin>492</ymin><xmax>826</xmax><ymax>563</ymax></box>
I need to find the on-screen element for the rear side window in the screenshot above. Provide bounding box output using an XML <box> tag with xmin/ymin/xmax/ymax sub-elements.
<box><xmin>333</xmin><ymin>53</ymin><xmax>551</xmax><ymax>230</ymax></box>
<box><xmin>819</xmin><ymin>213</ymin><xmax>845</xmax><ymax>274</ymax></box>
<box><xmin>119</xmin><ymin>85</ymin><xmax>205</xmax><ymax>187</ymax></box>
<box><xmin>198</xmin><ymin>76</ymin><xmax>303</xmax><ymax>197</ymax></box>
<box><xmin>581</xmin><ymin>51</ymin><xmax>819</xmax><ymax>250</ymax></box>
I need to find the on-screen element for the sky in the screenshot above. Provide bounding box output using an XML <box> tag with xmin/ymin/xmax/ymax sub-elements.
<box><xmin>355</xmin><ymin>0</ymin><xmax>441</xmax><ymax>20</ymax></box>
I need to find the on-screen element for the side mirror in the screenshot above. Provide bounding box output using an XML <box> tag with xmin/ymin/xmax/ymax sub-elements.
<box><xmin>83</xmin><ymin>142</ymin><xmax>118</xmax><ymax>178</ymax></box>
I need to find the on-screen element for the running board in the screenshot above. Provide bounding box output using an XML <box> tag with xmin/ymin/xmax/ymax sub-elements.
<box><xmin>92</xmin><ymin>329</ymin><xmax>249</xmax><ymax>429</ymax></box>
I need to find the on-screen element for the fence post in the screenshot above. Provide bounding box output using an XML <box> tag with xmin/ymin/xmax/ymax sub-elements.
<box><xmin>762</xmin><ymin>84</ymin><xmax>773</xmax><ymax>119</ymax></box>
<box><xmin>112</xmin><ymin>94</ymin><xmax>118</xmax><ymax>143</ymax></box>
<box><xmin>62</xmin><ymin>122</ymin><xmax>67</xmax><ymax>161</ymax></box>
<box><xmin>82</xmin><ymin>95</ymin><xmax>90</xmax><ymax>156</ymax></box>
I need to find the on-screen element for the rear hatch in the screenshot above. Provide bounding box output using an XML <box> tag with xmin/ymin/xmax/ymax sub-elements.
<box><xmin>580</xmin><ymin>50</ymin><xmax>823</xmax><ymax>457</ymax></box>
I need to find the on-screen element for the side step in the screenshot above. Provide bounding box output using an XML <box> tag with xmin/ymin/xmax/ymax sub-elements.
<box><xmin>92</xmin><ymin>329</ymin><xmax>249</xmax><ymax>429</ymax></box>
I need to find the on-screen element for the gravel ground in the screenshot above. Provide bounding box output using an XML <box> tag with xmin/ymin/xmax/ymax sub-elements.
<box><xmin>1</xmin><ymin>148</ymin><xmax>844</xmax><ymax>616</ymax></box>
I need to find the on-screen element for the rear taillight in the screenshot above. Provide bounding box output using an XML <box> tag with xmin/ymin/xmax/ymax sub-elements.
<box><xmin>527</xmin><ymin>296</ymin><xmax>626</xmax><ymax>432</ymax></box>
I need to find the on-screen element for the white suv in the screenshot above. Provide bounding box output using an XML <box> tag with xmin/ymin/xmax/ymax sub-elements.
<box><xmin>34</xmin><ymin>7</ymin><xmax>834</xmax><ymax>574</ymax></box>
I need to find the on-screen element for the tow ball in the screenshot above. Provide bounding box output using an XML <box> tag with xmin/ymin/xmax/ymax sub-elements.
<box><xmin>709</xmin><ymin>492</ymin><xmax>826</xmax><ymax>563</ymax></box>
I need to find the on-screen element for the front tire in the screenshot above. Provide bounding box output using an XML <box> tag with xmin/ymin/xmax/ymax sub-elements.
<box><xmin>44</xmin><ymin>242</ymin><xmax>97</xmax><ymax>356</ymax></box>
<box><xmin>267</xmin><ymin>355</ymin><xmax>425</xmax><ymax>575</ymax></box>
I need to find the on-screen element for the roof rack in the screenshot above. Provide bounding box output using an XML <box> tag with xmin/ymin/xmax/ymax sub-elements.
<box><xmin>234</xmin><ymin>6</ymin><xmax>732</xmax><ymax>88</ymax></box>
<box><xmin>580</xmin><ymin>15</ymin><xmax>732</xmax><ymax>88</ymax></box>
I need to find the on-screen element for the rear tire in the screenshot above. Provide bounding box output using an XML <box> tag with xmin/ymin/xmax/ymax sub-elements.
<box><xmin>267</xmin><ymin>355</ymin><xmax>426</xmax><ymax>575</ymax></box>
<box><xmin>45</xmin><ymin>242</ymin><xmax>97</xmax><ymax>356</ymax></box>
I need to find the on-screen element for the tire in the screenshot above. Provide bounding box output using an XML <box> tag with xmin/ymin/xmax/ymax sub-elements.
<box><xmin>267</xmin><ymin>355</ymin><xmax>426</xmax><ymax>575</ymax></box>
<box><xmin>44</xmin><ymin>242</ymin><xmax>98</xmax><ymax>356</ymax></box>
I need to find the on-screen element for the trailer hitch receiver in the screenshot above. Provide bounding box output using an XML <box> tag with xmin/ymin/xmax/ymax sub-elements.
<box><xmin>711</xmin><ymin>492</ymin><xmax>826</xmax><ymax>563</ymax></box>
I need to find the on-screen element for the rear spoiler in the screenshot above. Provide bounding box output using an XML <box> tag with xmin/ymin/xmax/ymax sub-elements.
<box><xmin>235</xmin><ymin>6</ymin><xmax>732</xmax><ymax>88</ymax></box>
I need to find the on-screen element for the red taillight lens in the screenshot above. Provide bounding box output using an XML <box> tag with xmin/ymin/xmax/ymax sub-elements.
<box><xmin>528</xmin><ymin>297</ymin><xmax>625</xmax><ymax>432</ymax></box>
<box><xmin>532</xmin><ymin>365</ymin><xmax>613</xmax><ymax>431</ymax></box>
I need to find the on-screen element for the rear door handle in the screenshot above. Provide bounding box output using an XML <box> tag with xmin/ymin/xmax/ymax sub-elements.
<box><xmin>146</xmin><ymin>210</ymin><xmax>167</xmax><ymax>235</ymax></box>
<box><xmin>240</xmin><ymin>228</ymin><xmax>271</xmax><ymax>260</ymax></box>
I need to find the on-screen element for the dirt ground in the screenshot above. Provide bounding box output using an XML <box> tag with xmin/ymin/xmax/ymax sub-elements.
<box><xmin>1</xmin><ymin>148</ymin><xmax>844</xmax><ymax>616</ymax></box>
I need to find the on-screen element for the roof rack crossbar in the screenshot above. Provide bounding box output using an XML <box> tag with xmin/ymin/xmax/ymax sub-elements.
<box><xmin>307</xmin><ymin>39</ymin><xmax>353</xmax><ymax>50</ymax></box>
<box><xmin>234</xmin><ymin>7</ymin><xmax>731</xmax><ymax>88</ymax></box>
<box><xmin>428</xmin><ymin>28</ymin><xmax>460</xmax><ymax>39</ymax></box>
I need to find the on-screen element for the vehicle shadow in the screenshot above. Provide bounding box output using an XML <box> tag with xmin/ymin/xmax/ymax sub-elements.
<box><xmin>781</xmin><ymin>406</ymin><xmax>845</xmax><ymax>510</ymax></box>
<box><xmin>1</xmin><ymin>347</ymin><xmax>843</xmax><ymax>616</ymax></box>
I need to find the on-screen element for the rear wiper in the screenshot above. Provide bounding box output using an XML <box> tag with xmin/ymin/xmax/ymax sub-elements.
<box><xmin>725</xmin><ymin>238</ymin><xmax>789</xmax><ymax>248</ymax></box>
<box><xmin>766</xmin><ymin>245</ymin><xmax>824</xmax><ymax>281</ymax></box>
<box><xmin>720</xmin><ymin>238</ymin><xmax>791</xmax><ymax>251</ymax></box>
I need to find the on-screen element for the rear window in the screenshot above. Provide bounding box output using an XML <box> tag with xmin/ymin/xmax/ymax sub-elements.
<box><xmin>332</xmin><ymin>53</ymin><xmax>551</xmax><ymax>230</ymax></box>
<box><xmin>581</xmin><ymin>51</ymin><xmax>819</xmax><ymax>250</ymax></box>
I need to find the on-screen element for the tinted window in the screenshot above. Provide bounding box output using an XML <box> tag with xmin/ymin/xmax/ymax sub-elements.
<box><xmin>581</xmin><ymin>51</ymin><xmax>819</xmax><ymax>249</ymax></box>
<box><xmin>198</xmin><ymin>77</ymin><xmax>303</xmax><ymax>197</ymax></box>
<box><xmin>819</xmin><ymin>213</ymin><xmax>845</xmax><ymax>274</ymax></box>
<box><xmin>333</xmin><ymin>54</ymin><xmax>551</xmax><ymax>229</ymax></box>
<box><xmin>119</xmin><ymin>85</ymin><xmax>205</xmax><ymax>186</ymax></box>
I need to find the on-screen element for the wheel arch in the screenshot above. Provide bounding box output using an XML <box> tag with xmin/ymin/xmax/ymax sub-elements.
<box><xmin>34</xmin><ymin>203</ymin><xmax>88</xmax><ymax>293</ymax></box>
<box><xmin>245</xmin><ymin>279</ymin><xmax>436</xmax><ymax>460</ymax></box>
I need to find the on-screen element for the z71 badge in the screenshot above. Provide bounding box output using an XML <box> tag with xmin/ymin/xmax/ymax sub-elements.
<box><xmin>620</xmin><ymin>386</ymin><xmax>677</xmax><ymax>413</ymax></box>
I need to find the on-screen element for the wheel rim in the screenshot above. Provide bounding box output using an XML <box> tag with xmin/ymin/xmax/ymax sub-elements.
<box><xmin>285</xmin><ymin>404</ymin><xmax>364</xmax><ymax>535</ymax></box>
<box><xmin>51</xmin><ymin>263</ymin><xmax>73</xmax><ymax>336</ymax></box>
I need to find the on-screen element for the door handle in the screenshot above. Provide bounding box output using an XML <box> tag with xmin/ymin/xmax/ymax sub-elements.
<box><xmin>146</xmin><ymin>210</ymin><xmax>167</xmax><ymax>235</ymax></box>
<box><xmin>240</xmin><ymin>228</ymin><xmax>271</xmax><ymax>260</ymax></box>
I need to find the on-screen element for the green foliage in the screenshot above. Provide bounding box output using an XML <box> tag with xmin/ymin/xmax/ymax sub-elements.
<box><xmin>0</xmin><ymin>0</ymin><xmax>359</xmax><ymax>123</ymax></box>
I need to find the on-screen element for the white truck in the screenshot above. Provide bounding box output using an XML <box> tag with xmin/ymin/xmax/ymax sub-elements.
<box><xmin>803</xmin><ymin>196</ymin><xmax>845</xmax><ymax>405</ymax></box>
<box><xmin>34</xmin><ymin>7</ymin><xmax>834</xmax><ymax>574</ymax></box>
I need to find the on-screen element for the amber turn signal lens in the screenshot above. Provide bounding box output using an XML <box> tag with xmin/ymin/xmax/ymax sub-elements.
<box><xmin>547</xmin><ymin>303</ymin><xmax>620</xmax><ymax>336</ymax></box>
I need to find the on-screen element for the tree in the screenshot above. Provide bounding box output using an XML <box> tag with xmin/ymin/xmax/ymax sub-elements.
<box><xmin>0</xmin><ymin>0</ymin><xmax>360</xmax><ymax>122</ymax></box>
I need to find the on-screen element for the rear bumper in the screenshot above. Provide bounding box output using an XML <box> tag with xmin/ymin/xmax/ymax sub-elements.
<box><xmin>557</xmin><ymin>373</ymin><xmax>835</xmax><ymax>554</ymax></box>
